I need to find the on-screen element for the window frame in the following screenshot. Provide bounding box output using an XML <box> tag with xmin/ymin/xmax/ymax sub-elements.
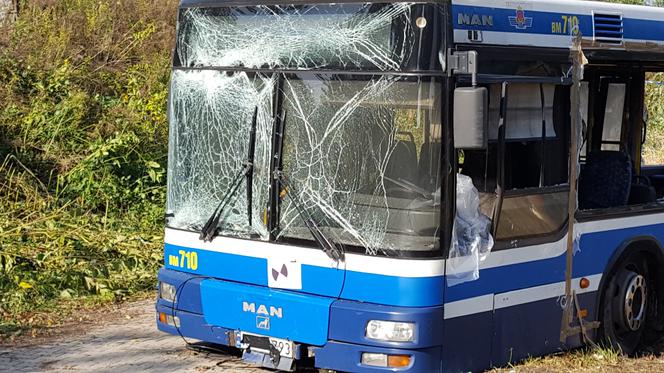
<box><xmin>456</xmin><ymin>76</ymin><xmax>573</xmax><ymax>250</ymax></box>
<box><xmin>576</xmin><ymin>66</ymin><xmax>664</xmax><ymax>219</ymax></box>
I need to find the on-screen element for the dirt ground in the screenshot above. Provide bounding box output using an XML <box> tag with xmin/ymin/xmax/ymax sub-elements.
<box><xmin>3</xmin><ymin>299</ymin><xmax>664</xmax><ymax>372</ymax></box>
<box><xmin>0</xmin><ymin>300</ymin><xmax>263</xmax><ymax>373</ymax></box>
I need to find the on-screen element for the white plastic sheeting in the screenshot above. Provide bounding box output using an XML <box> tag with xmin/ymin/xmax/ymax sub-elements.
<box><xmin>175</xmin><ymin>4</ymin><xmax>415</xmax><ymax>71</ymax></box>
<box><xmin>167</xmin><ymin>70</ymin><xmax>275</xmax><ymax>240</ymax></box>
<box><xmin>447</xmin><ymin>174</ymin><xmax>494</xmax><ymax>286</ymax></box>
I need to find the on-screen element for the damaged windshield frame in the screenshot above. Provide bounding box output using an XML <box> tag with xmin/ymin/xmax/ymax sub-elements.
<box><xmin>166</xmin><ymin>1</ymin><xmax>452</xmax><ymax>258</ymax></box>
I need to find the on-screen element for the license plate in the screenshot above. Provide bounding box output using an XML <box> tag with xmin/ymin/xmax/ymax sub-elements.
<box><xmin>268</xmin><ymin>336</ymin><xmax>295</xmax><ymax>358</ymax></box>
<box><xmin>240</xmin><ymin>332</ymin><xmax>295</xmax><ymax>359</ymax></box>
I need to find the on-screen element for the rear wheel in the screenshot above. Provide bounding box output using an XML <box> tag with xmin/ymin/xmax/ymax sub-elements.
<box><xmin>600</xmin><ymin>253</ymin><xmax>649</xmax><ymax>355</ymax></box>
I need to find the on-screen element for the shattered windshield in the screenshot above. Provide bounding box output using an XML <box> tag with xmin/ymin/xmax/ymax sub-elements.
<box><xmin>277</xmin><ymin>74</ymin><xmax>443</xmax><ymax>254</ymax></box>
<box><xmin>175</xmin><ymin>3</ymin><xmax>443</xmax><ymax>71</ymax></box>
<box><xmin>166</xmin><ymin>2</ymin><xmax>447</xmax><ymax>254</ymax></box>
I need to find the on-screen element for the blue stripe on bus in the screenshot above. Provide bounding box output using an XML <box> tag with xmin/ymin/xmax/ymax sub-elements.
<box><xmin>164</xmin><ymin>243</ymin><xmax>444</xmax><ymax>307</ymax></box>
<box><xmin>165</xmin><ymin>243</ymin><xmax>268</xmax><ymax>286</ymax></box>
<box><xmin>165</xmin><ymin>222</ymin><xmax>664</xmax><ymax>308</ymax></box>
<box><xmin>452</xmin><ymin>5</ymin><xmax>664</xmax><ymax>42</ymax></box>
<box><xmin>446</xmin><ymin>222</ymin><xmax>664</xmax><ymax>302</ymax></box>
<box><xmin>341</xmin><ymin>271</ymin><xmax>444</xmax><ymax>307</ymax></box>
<box><xmin>622</xmin><ymin>18</ymin><xmax>664</xmax><ymax>41</ymax></box>
<box><xmin>452</xmin><ymin>5</ymin><xmax>593</xmax><ymax>36</ymax></box>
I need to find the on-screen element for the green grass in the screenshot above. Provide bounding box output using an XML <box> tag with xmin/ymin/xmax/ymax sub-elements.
<box><xmin>489</xmin><ymin>345</ymin><xmax>664</xmax><ymax>373</ymax></box>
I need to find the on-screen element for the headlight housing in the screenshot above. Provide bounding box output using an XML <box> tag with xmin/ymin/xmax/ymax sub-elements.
<box><xmin>159</xmin><ymin>281</ymin><xmax>177</xmax><ymax>302</ymax></box>
<box><xmin>365</xmin><ymin>320</ymin><xmax>415</xmax><ymax>342</ymax></box>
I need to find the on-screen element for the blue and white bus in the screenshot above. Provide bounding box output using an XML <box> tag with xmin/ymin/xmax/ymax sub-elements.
<box><xmin>156</xmin><ymin>0</ymin><xmax>664</xmax><ymax>371</ymax></box>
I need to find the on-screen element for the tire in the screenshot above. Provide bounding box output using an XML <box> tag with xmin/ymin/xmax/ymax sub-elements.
<box><xmin>600</xmin><ymin>253</ymin><xmax>650</xmax><ymax>355</ymax></box>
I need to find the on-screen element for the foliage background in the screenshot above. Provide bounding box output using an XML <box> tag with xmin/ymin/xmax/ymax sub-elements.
<box><xmin>0</xmin><ymin>0</ymin><xmax>663</xmax><ymax>337</ymax></box>
<box><xmin>0</xmin><ymin>0</ymin><xmax>178</xmax><ymax>335</ymax></box>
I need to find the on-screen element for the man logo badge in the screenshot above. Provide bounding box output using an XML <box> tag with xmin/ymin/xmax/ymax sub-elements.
<box><xmin>243</xmin><ymin>301</ymin><xmax>283</xmax><ymax>331</ymax></box>
<box><xmin>256</xmin><ymin>316</ymin><xmax>270</xmax><ymax>330</ymax></box>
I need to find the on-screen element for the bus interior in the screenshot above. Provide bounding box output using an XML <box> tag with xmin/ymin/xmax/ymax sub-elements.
<box><xmin>456</xmin><ymin>48</ymin><xmax>664</xmax><ymax>245</ymax></box>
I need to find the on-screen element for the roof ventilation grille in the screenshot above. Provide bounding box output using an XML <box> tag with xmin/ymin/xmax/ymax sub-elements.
<box><xmin>593</xmin><ymin>13</ymin><xmax>624</xmax><ymax>44</ymax></box>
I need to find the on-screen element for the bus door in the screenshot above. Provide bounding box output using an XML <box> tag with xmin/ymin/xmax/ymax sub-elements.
<box><xmin>453</xmin><ymin>80</ymin><xmax>572</xmax><ymax>366</ymax></box>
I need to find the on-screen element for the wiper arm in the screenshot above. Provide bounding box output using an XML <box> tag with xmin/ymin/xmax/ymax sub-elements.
<box><xmin>199</xmin><ymin>162</ymin><xmax>252</xmax><ymax>242</ymax></box>
<box><xmin>277</xmin><ymin>173</ymin><xmax>344</xmax><ymax>262</ymax></box>
<box><xmin>199</xmin><ymin>107</ymin><xmax>259</xmax><ymax>242</ymax></box>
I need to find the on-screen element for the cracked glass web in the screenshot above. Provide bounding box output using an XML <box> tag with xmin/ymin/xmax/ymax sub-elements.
<box><xmin>175</xmin><ymin>3</ymin><xmax>415</xmax><ymax>71</ymax></box>
<box><xmin>278</xmin><ymin>75</ymin><xmax>442</xmax><ymax>255</ymax></box>
<box><xmin>167</xmin><ymin>3</ymin><xmax>444</xmax><ymax>255</ymax></box>
<box><xmin>167</xmin><ymin>70</ymin><xmax>275</xmax><ymax>240</ymax></box>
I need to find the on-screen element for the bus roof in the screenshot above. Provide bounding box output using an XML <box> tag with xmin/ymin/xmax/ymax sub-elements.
<box><xmin>177</xmin><ymin>0</ymin><xmax>664</xmax><ymax>57</ymax></box>
<box><xmin>453</xmin><ymin>0</ymin><xmax>664</xmax><ymax>53</ymax></box>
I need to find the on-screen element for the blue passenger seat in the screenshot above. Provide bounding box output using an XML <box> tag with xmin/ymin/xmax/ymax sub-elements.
<box><xmin>579</xmin><ymin>151</ymin><xmax>632</xmax><ymax>209</ymax></box>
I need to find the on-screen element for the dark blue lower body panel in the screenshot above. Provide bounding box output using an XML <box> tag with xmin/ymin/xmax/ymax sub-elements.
<box><xmin>491</xmin><ymin>292</ymin><xmax>596</xmax><ymax>366</ymax></box>
<box><xmin>315</xmin><ymin>342</ymin><xmax>442</xmax><ymax>373</ymax></box>
<box><xmin>156</xmin><ymin>303</ymin><xmax>231</xmax><ymax>345</ymax></box>
<box><xmin>439</xmin><ymin>292</ymin><xmax>598</xmax><ymax>372</ymax></box>
<box><xmin>441</xmin><ymin>311</ymin><xmax>493</xmax><ymax>373</ymax></box>
<box><xmin>157</xmin><ymin>268</ymin><xmax>600</xmax><ymax>373</ymax></box>
<box><xmin>157</xmin><ymin>268</ymin><xmax>445</xmax><ymax>372</ymax></box>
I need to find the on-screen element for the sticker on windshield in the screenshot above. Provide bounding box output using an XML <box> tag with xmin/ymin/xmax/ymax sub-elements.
<box><xmin>267</xmin><ymin>258</ymin><xmax>301</xmax><ymax>290</ymax></box>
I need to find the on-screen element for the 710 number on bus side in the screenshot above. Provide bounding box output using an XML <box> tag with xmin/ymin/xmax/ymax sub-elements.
<box><xmin>168</xmin><ymin>250</ymin><xmax>199</xmax><ymax>270</ymax></box>
<box><xmin>552</xmin><ymin>15</ymin><xmax>580</xmax><ymax>35</ymax></box>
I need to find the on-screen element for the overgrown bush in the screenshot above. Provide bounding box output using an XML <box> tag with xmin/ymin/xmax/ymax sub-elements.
<box><xmin>642</xmin><ymin>73</ymin><xmax>664</xmax><ymax>165</ymax></box>
<box><xmin>0</xmin><ymin>0</ymin><xmax>177</xmax><ymax>325</ymax></box>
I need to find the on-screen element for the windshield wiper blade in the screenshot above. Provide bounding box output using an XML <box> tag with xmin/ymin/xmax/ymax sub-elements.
<box><xmin>199</xmin><ymin>162</ymin><xmax>252</xmax><ymax>242</ymax></box>
<box><xmin>199</xmin><ymin>107</ymin><xmax>259</xmax><ymax>242</ymax></box>
<box><xmin>246</xmin><ymin>107</ymin><xmax>258</xmax><ymax>227</ymax></box>
<box><xmin>277</xmin><ymin>172</ymin><xmax>344</xmax><ymax>262</ymax></box>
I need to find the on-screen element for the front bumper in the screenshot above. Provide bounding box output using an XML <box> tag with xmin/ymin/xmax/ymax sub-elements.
<box><xmin>156</xmin><ymin>268</ymin><xmax>443</xmax><ymax>373</ymax></box>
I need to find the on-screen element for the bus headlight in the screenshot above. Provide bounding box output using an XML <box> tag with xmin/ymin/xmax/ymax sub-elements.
<box><xmin>365</xmin><ymin>320</ymin><xmax>415</xmax><ymax>342</ymax></box>
<box><xmin>159</xmin><ymin>282</ymin><xmax>177</xmax><ymax>302</ymax></box>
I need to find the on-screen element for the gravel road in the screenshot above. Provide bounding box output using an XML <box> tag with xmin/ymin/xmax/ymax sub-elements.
<box><xmin>0</xmin><ymin>300</ymin><xmax>266</xmax><ymax>373</ymax></box>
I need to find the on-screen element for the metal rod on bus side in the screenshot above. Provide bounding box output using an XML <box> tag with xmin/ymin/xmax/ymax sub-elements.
<box><xmin>538</xmin><ymin>84</ymin><xmax>547</xmax><ymax>188</ymax></box>
<box><xmin>492</xmin><ymin>82</ymin><xmax>508</xmax><ymax>237</ymax></box>
<box><xmin>560</xmin><ymin>35</ymin><xmax>584</xmax><ymax>343</ymax></box>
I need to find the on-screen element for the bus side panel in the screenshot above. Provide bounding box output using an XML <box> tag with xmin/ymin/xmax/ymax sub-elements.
<box><xmin>440</xmin><ymin>311</ymin><xmax>493</xmax><ymax>373</ymax></box>
<box><xmin>490</xmin><ymin>292</ymin><xmax>596</xmax><ymax>366</ymax></box>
